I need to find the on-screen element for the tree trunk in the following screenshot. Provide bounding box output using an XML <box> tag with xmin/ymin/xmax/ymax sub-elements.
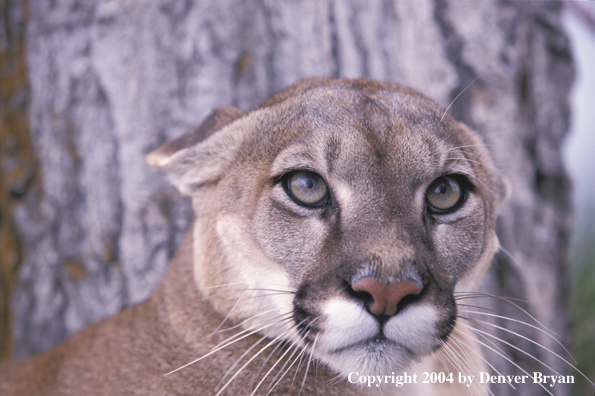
<box><xmin>0</xmin><ymin>0</ymin><xmax>576</xmax><ymax>394</ymax></box>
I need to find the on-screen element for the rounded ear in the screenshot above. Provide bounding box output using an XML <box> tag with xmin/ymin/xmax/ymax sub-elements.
<box><xmin>146</xmin><ymin>107</ymin><xmax>247</xmax><ymax>195</ymax></box>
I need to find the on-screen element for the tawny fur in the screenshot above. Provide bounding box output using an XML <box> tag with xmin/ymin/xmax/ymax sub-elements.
<box><xmin>0</xmin><ymin>78</ymin><xmax>508</xmax><ymax>395</ymax></box>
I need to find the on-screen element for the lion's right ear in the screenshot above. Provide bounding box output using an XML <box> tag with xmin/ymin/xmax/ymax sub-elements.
<box><xmin>146</xmin><ymin>107</ymin><xmax>247</xmax><ymax>195</ymax></box>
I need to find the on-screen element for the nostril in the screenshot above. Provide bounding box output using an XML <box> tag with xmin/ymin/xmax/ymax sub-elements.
<box><xmin>351</xmin><ymin>278</ymin><xmax>423</xmax><ymax>317</ymax></box>
<box><xmin>350</xmin><ymin>288</ymin><xmax>374</xmax><ymax>306</ymax></box>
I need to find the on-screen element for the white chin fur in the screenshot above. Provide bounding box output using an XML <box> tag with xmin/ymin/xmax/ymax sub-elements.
<box><xmin>314</xmin><ymin>297</ymin><xmax>440</xmax><ymax>377</ymax></box>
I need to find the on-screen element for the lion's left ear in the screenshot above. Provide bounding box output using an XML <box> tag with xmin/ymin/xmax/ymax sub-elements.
<box><xmin>146</xmin><ymin>107</ymin><xmax>247</xmax><ymax>195</ymax></box>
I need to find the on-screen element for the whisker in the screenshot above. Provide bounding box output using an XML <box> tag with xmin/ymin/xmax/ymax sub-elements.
<box><xmin>444</xmin><ymin>144</ymin><xmax>493</xmax><ymax>153</ymax></box>
<box><xmin>253</xmin><ymin>334</ymin><xmax>293</xmax><ymax>383</ymax></box>
<box><xmin>217</xmin><ymin>333</ymin><xmax>271</xmax><ymax>390</ymax></box>
<box><xmin>439</xmin><ymin>340</ymin><xmax>479</xmax><ymax>395</ymax></box>
<box><xmin>448</xmin><ymin>333</ymin><xmax>497</xmax><ymax>396</ymax></box>
<box><xmin>197</xmin><ymin>282</ymin><xmax>248</xmax><ymax>291</ymax></box>
<box><xmin>458</xmin><ymin>322</ymin><xmax>557</xmax><ymax>396</ymax></box>
<box><xmin>454</xmin><ymin>291</ymin><xmax>528</xmax><ymax>304</ymax></box>
<box><xmin>288</xmin><ymin>342</ymin><xmax>311</xmax><ymax>394</ymax></box>
<box><xmin>449</xmin><ymin>337</ymin><xmax>485</xmax><ymax>395</ymax></box>
<box><xmin>215</xmin><ymin>329</ymin><xmax>297</xmax><ymax>396</ymax></box>
<box><xmin>455</xmin><ymin>303</ymin><xmax>501</xmax><ymax>316</ymax></box>
<box><xmin>324</xmin><ymin>373</ymin><xmax>344</xmax><ymax>387</ymax></box>
<box><xmin>457</xmin><ymin>316</ymin><xmax>511</xmax><ymax>360</ymax></box>
<box><xmin>218</xmin><ymin>316</ymin><xmax>308</xmax><ymax>390</ymax></box>
<box><xmin>440</xmin><ymin>75</ymin><xmax>482</xmax><ymax>123</ymax></box>
<box><xmin>212</xmin><ymin>290</ymin><xmax>248</xmax><ymax>334</ymax></box>
<box><xmin>251</xmin><ymin>337</ymin><xmax>301</xmax><ymax>395</ymax></box>
<box><xmin>460</xmin><ymin>321</ymin><xmax>564</xmax><ymax>375</ymax></box>
<box><xmin>267</xmin><ymin>339</ymin><xmax>310</xmax><ymax>395</ymax></box>
<box><xmin>266</xmin><ymin>318</ymin><xmax>319</xmax><ymax>394</ymax></box>
<box><xmin>497</xmin><ymin>246</ymin><xmax>529</xmax><ymax>277</ymax></box>
<box><xmin>197</xmin><ymin>288</ymin><xmax>295</xmax><ymax>305</ymax></box>
<box><xmin>458</xmin><ymin>171</ymin><xmax>496</xmax><ymax>199</ymax></box>
<box><xmin>454</xmin><ymin>292</ymin><xmax>557</xmax><ymax>338</ymax></box>
<box><xmin>243</xmin><ymin>287</ymin><xmax>297</xmax><ymax>294</ymax></box>
<box><xmin>210</xmin><ymin>313</ymin><xmax>293</xmax><ymax>351</ymax></box>
<box><xmin>262</xmin><ymin>327</ymin><xmax>310</xmax><ymax>394</ymax></box>
<box><xmin>166</xmin><ymin>315</ymin><xmax>292</xmax><ymax>376</ymax></box>
<box><xmin>198</xmin><ymin>289</ymin><xmax>246</xmax><ymax>301</ymax></box>
<box><xmin>462</xmin><ymin>315</ymin><xmax>591</xmax><ymax>384</ymax></box>
<box><xmin>440</xmin><ymin>338</ymin><xmax>489</xmax><ymax>395</ymax></box>
<box><xmin>211</xmin><ymin>308</ymin><xmax>280</xmax><ymax>336</ymax></box>
<box><xmin>434</xmin><ymin>346</ymin><xmax>453</xmax><ymax>376</ymax></box>
<box><xmin>444</xmin><ymin>157</ymin><xmax>503</xmax><ymax>173</ymax></box>
<box><xmin>455</xmin><ymin>294</ymin><xmax>560</xmax><ymax>338</ymax></box>
<box><xmin>458</xmin><ymin>308</ymin><xmax>571</xmax><ymax>359</ymax></box>
<box><xmin>298</xmin><ymin>333</ymin><xmax>319</xmax><ymax>396</ymax></box>
<box><xmin>197</xmin><ymin>283</ymin><xmax>296</xmax><ymax>295</ymax></box>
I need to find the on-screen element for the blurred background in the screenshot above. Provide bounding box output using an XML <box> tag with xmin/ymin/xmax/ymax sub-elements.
<box><xmin>562</xmin><ymin>2</ymin><xmax>595</xmax><ymax>395</ymax></box>
<box><xmin>0</xmin><ymin>1</ymin><xmax>592</xmax><ymax>395</ymax></box>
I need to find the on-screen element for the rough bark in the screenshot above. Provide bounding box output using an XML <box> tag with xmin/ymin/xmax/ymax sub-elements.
<box><xmin>0</xmin><ymin>0</ymin><xmax>576</xmax><ymax>394</ymax></box>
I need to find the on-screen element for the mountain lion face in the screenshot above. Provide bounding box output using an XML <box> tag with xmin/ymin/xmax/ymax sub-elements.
<box><xmin>148</xmin><ymin>78</ymin><xmax>507</xmax><ymax>380</ymax></box>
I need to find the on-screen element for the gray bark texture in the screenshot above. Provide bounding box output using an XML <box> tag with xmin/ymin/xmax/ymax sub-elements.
<box><xmin>0</xmin><ymin>0</ymin><xmax>578</xmax><ymax>394</ymax></box>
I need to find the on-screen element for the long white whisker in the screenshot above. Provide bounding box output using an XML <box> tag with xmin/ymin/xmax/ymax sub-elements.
<box><xmin>440</xmin><ymin>338</ymin><xmax>487</xmax><ymax>395</ymax></box>
<box><xmin>445</xmin><ymin>157</ymin><xmax>503</xmax><ymax>173</ymax></box>
<box><xmin>217</xmin><ymin>333</ymin><xmax>271</xmax><ymax>389</ymax></box>
<box><xmin>462</xmin><ymin>315</ymin><xmax>591</xmax><ymax>385</ymax></box>
<box><xmin>197</xmin><ymin>282</ymin><xmax>248</xmax><ymax>291</ymax></box>
<box><xmin>259</xmin><ymin>321</ymin><xmax>313</xmax><ymax>394</ymax></box>
<box><xmin>456</xmin><ymin>302</ymin><xmax>501</xmax><ymax>316</ymax></box>
<box><xmin>440</xmin><ymin>76</ymin><xmax>482</xmax><ymax>123</ymax></box>
<box><xmin>211</xmin><ymin>290</ymin><xmax>248</xmax><ymax>334</ymax></box>
<box><xmin>434</xmin><ymin>346</ymin><xmax>452</xmax><ymax>375</ymax></box>
<box><xmin>214</xmin><ymin>330</ymin><xmax>295</xmax><ymax>396</ymax></box>
<box><xmin>211</xmin><ymin>308</ymin><xmax>280</xmax><ymax>336</ymax></box>
<box><xmin>458</xmin><ymin>308</ymin><xmax>571</xmax><ymax>360</ymax></box>
<box><xmin>290</xmin><ymin>345</ymin><xmax>309</xmax><ymax>389</ymax></box>
<box><xmin>438</xmin><ymin>340</ymin><xmax>478</xmax><ymax>395</ymax></box>
<box><xmin>218</xmin><ymin>315</ymin><xmax>307</xmax><ymax>389</ymax></box>
<box><xmin>267</xmin><ymin>340</ymin><xmax>310</xmax><ymax>396</ymax></box>
<box><xmin>251</xmin><ymin>337</ymin><xmax>301</xmax><ymax>396</ymax></box>
<box><xmin>165</xmin><ymin>316</ymin><xmax>291</xmax><ymax>376</ymax></box>
<box><xmin>460</xmin><ymin>321</ymin><xmax>564</xmax><ymax>375</ymax></box>
<box><xmin>454</xmin><ymin>291</ymin><xmax>528</xmax><ymax>304</ymax></box>
<box><xmin>210</xmin><ymin>313</ymin><xmax>293</xmax><ymax>351</ymax></box>
<box><xmin>459</xmin><ymin>322</ymin><xmax>556</xmax><ymax>396</ymax></box>
<box><xmin>253</xmin><ymin>334</ymin><xmax>293</xmax><ymax>383</ymax></box>
<box><xmin>263</xmin><ymin>343</ymin><xmax>302</xmax><ymax>395</ymax></box>
<box><xmin>497</xmin><ymin>246</ymin><xmax>529</xmax><ymax>278</ymax></box>
<box><xmin>449</xmin><ymin>337</ymin><xmax>486</xmax><ymax>396</ymax></box>
<box><xmin>448</xmin><ymin>333</ymin><xmax>497</xmax><ymax>396</ymax></box>
<box><xmin>455</xmin><ymin>291</ymin><xmax>557</xmax><ymax>338</ymax></box>
<box><xmin>197</xmin><ymin>288</ymin><xmax>296</xmax><ymax>303</ymax></box>
<box><xmin>324</xmin><ymin>373</ymin><xmax>344</xmax><ymax>387</ymax></box>
<box><xmin>266</xmin><ymin>318</ymin><xmax>319</xmax><ymax>394</ymax></box>
<box><xmin>445</xmin><ymin>144</ymin><xmax>493</xmax><ymax>153</ymax></box>
<box><xmin>299</xmin><ymin>333</ymin><xmax>319</xmax><ymax>396</ymax></box>
<box><xmin>459</xmin><ymin>171</ymin><xmax>496</xmax><ymax>199</ymax></box>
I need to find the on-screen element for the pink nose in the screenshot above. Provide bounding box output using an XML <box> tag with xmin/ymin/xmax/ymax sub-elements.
<box><xmin>351</xmin><ymin>278</ymin><xmax>423</xmax><ymax>316</ymax></box>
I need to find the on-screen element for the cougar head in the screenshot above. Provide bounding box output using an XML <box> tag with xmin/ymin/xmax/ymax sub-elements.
<box><xmin>147</xmin><ymin>77</ymin><xmax>508</xmax><ymax>378</ymax></box>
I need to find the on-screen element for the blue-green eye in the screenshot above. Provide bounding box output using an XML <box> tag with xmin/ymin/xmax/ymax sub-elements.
<box><xmin>426</xmin><ymin>176</ymin><xmax>464</xmax><ymax>213</ymax></box>
<box><xmin>285</xmin><ymin>171</ymin><xmax>329</xmax><ymax>207</ymax></box>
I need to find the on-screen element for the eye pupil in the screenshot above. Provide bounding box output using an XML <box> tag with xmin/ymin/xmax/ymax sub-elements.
<box><xmin>425</xmin><ymin>176</ymin><xmax>464</xmax><ymax>213</ymax></box>
<box><xmin>285</xmin><ymin>171</ymin><xmax>329</xmax><ymax>207</ymax></box>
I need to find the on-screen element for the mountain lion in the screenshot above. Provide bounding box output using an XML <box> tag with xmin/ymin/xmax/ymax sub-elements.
<box><xmin>0</xmin><ymin>78</ymin><xmax>510</xmax><ymax>395</ymax></box>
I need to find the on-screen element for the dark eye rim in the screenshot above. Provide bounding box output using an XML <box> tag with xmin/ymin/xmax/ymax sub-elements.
<box><xmin>425</xmin><ymin>174</ymin><xmax>471</xmax><ymax>215</ymax></box>
<box><xmin>281</xmin><ymin>170</ymin><xmax>331</xmax><ymax>208</ymax></box>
